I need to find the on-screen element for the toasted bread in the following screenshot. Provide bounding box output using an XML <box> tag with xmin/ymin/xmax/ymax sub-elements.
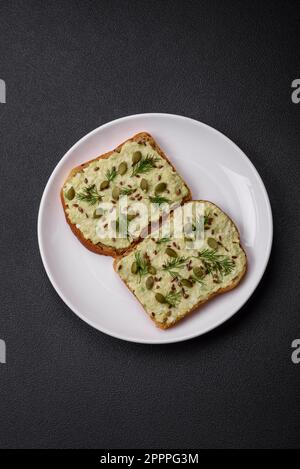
<box><xmin>114</xmin><ymin>201</ymin><xmax>247</xmax><ymax>329</ymax></box>
<box><xmin>61</xmin><ymin>132</ymin><xmax>192</xmax><ymax>257</ymax></box>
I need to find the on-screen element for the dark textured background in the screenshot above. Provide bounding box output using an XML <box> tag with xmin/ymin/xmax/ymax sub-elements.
<box><xmin>0</xmin><ymin>0</ymin><xmax>299</xmax><ymax>449</ymax></box>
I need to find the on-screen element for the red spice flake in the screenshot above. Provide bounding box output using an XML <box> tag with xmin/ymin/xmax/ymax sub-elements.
<box><xmin>78</xmin><ymin>207</ymin><xmax>84</xmax><ymax>213</ymax></box>
<box><xmin>73</xmin><ymin>203</ymin><xmax>79</xmax><ymax>208</ymax></box>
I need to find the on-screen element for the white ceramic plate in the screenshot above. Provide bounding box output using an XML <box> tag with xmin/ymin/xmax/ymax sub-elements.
<box><xmin>38</xmin><ymin>114</ymin><xmax>273</xmax><ymax>344</ymax></box>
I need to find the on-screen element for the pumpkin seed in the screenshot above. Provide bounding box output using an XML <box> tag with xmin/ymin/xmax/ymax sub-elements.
<box><xmin>148</xmin><ymin>265</ymin><xmax>157</xmax><ymax>275</ymax></box>
<box><xmin>193</xmin><ymin>266</ymin><xmax>205</xmax><ymax>278</ymax></box>
<box><xmin>146</xmin><ymin>276</ymin><xmax>154</xmax><ymax>290</ymax></box>
<box><xmin>112</xmin><ymin>187</ymin><xmax>120</xmax><ymax>200</ymax></box>
<box><xmin>165</xmin><ymin>247</ymin><xmax>177</xmax><ymax>258</ymax></box>
<box><xmin>155</xmin><ymin>293</ymin><xmax>166</xmax><ymax>304</ymax></box>
<box><xmin>66</xmin><ymin>186</ymin><xmax>75</xmax><ymax>200</ymax></box>
<box><xmin>131</xmin><ymin>261</ymin><xmax>138</xmax><ymax>274</ymax></box>
<box><xmin>207</xmin><ymin>237</ymin><xmax>218</xmax><ymax>250</ymax></box>
<box><xmin>93</xmin><ymin>208</ymin><xmax>104</xmax><ymax>218</ymax></box>
<box><xmin>118</xmin><ymin>162</ymin><xmax>127</xmax><ymax>175</ymax></box>
<box><xmin>140</xmin><ymin>178</ymin><xmax>148</xmax><ymax>192</ymax></box>
<box><xmin>181</xmin><ymin>279</ymin><xmax>193</xmax><ymax>288</ymax></box>
<box><xmin>100</xmin><ymin>180</ymin><xmax>110</xmax><ymax>190</ymax></box>
<box><xmin>132</xmin><ymin>151</ymin><xmax>142</xmax><ymax>165</ymax></box>
<box><xmin>155</xmin><ymin>182</ymin><xmax>167</xmax><ymax>194</ymax></box>
<box><xmin>127</xmin><ymin>212</ymin><xmax>137</xmax><ymax>222</ymax></box>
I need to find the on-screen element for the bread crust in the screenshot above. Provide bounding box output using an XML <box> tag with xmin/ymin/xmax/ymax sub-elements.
<box><xmin>61</xmin><ymin>132</ymin><xmax>192</xmax><ymax>257</ymax></box>
<box><xmin>113</xmin><ymin>200</ymin><xmax>247</xmax><ymax>329</ymax></box>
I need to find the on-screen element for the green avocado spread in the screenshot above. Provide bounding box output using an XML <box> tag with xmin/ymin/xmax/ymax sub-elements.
<box><xmin>115</xmin><ymin>201</ymin><xmax>247</xmax><ymax>327</ymax></box>
<box><xmin>63</xmin><ymin>141</ymin><xmax>189</xmax><ymax>250</ymax></box>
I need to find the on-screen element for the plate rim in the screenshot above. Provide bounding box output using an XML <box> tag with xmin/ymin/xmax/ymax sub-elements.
<box><xmin>37</xmin><ymin>113</ymin><xmax>273</xmax><ymax>344</ymax></box>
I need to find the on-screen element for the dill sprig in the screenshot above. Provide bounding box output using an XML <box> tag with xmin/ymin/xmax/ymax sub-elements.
<box><xmin>149</xmin><ymin>196</ymin><xmax>170</xmax><ymax>205</ymax></box>
<box><xmin>105</xmin><ymin>167</ymin><xmax>117</xmax><ymax>182</ymax></box>
<box><xmin>191</xmin><ymin>273</ymin><xmax>205</xmax><ymax>286</ymax></box>
<box><xmin>156</xmin><ymin>237</ymin><xmax>171</xmax><ymax>244</ymax></box>
<box><xmin>165</xmin><ymin>290</ymin><xmax>182</xmax><ymax>307</ymax></box>
<box><xmin>134</xmin><ymin>252</ymin><xmax>149</xmax><ymax>281</ymax></box>
<box><xmin>162</xmin><ymin>256</ymin><xmax>189</xmax><ymax>278</ymax></box>
<box><xmin>120</xmin><ymin>187</ymin><xmax>135</xmax><ymax>196</ymax></box>
<box><xmin>198</xmin><ymin>249</ymin><xmax>235</xmax><ymax>275</ymax></box>
<box><xmin>76</xmin><ymin>184</ymin><xmax>102</xmax><ymax>205</ymax></box>
<box><xmin>131</xmin><ymin>155</ymin><xmax>159</xmax><ymax>176</ymax></box>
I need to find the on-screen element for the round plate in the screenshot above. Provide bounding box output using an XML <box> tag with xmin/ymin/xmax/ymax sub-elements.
<box><xmin>38</xmin><ymin>114</ymin><xmax>273</xmax><ymax>344</ymax></box>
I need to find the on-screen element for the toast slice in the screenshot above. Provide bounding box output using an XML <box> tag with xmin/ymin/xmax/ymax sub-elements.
<box><xmin>61</xmin><ymin>132</ymin><xmax>192</xmax><ymax>257</ymax></box>
<box><xmin>114</xmin><ymin>201</ymin><xmax>247</xmax><ymax>329</ymax></box>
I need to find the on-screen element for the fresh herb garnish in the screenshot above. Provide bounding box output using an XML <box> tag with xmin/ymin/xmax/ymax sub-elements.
<box><xmin>106</xmin><ymin>167</ymin><xmax>117</xmax><ymax>182</ymax></box>
<box><xmin>156</xmin><ymin>237</ymin><xmax>171</xmax><ymax>244</ymax></box>
<box><xmin>198</xmin><ymin>249</ymin><xmax>235</xmax><ymax>275</ymax></box>
<box><xmin>191</xmin><ymin>273</ymin><xmax>205</xmax><ymax>286</ymax></box>
<box><xmin>134</xmin><ymin>252</ymin><xmax>149</xmax><ymax>281</ymax></box>
<box><xmin>149</xmin><ymin>196</ymin><xmax>170</xmax><ymax>205</ymax></box>
<box><xmin>165</xmin><ymin>290</ymin><xmax>182</xmax><ymax>307</ymax></box>
<box><xmin>131</xmin><ymin>155</ymin><xmax>159</xmax><ymax>176</ymax></box>
<box><xmin>76</xmin><ymin>184</ymin><xmax>102</xmax><ymax>205</ymax></box>
<box><xmin>120</xmin><ymin>187</ymin><xmax>135</xmax><ymax>196</ymax></box>
<box><xmin>162</xmin><ymin>256</ymin><xmax>189</xmax><ymax>278</ymax></box>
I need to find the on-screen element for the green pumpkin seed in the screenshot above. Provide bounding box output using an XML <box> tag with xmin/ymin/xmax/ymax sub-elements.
<box><xmin>148</xmin><ymin>265</ymin><xmax>157</xmax><ymax>275</ymax></box>
<box><xmin>112</xmin><ymin>187</ymin><xmax>120</xmax><ymax>200</ymax></box>
<box><xmin>140</xmin><ymin>178</ymin><xmax>148</xmax><ymax>192</ymax></box>
<box><xmin>207</xmin><ymin>237</ymin><xmax>218</xmax><ymax>250</ymax></box>
<box><xmin>155</xmin><ymin>293</ymin><xmax>166</xmax><ymax>304</ymax></box>
<box><xmin>118</xmin><ymin>162</ymin><xmax>127</xmax><ymax>175</ymax></box>
<box><xmin>181</xmin><ymin>279</ymin><xmax>193</xmax><ymax>288</ymax></box>
<box><xmin>165</xmin><ymin>247</ymin><xmax>177</xmax><ymax>258</ymax></box>
<box><xmin>132</xmin><ymin>151</ymin><xmax>142</xmax><ymax>165</ymax></box>
<box><xmin>193</xmin><ymin>266</ymin><xmax>205</xmax><ymax>278</ymax></box>
<box><xmin>93</xmin><ymin>208</ymin><xmax>104</xmax><ymax>218</ymax></box>
<box><xmin>66</xmin><ymin>186</ymin><xmax>75</xmax><ymax>200</ymax></box>
<box><xmin>131</xmin><ymin>261</ymin><xmax>138</xmax><ymax>274</ymax></box>
<box><xmin>155</xmin><ymin>182</ymin><xmax>167</xmax><ymax>195</ymax></box>
<box><xmin>127</xmin><ymin>212</ymin><xmax>137</xmax><ymax>222</ymax></box>
<box><xmin>100</xmin><ymin>180</ymin><xmax>110</xmax><ymax>190</ymax></box>
<box><xmin>146</xmin><ymin>276</ymin><xmax>154</xmax><ymax>290</ymax></box>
